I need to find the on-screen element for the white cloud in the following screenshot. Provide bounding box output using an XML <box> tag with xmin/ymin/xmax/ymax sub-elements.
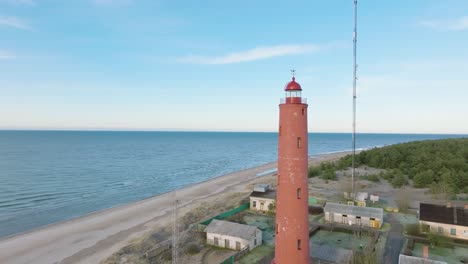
<box><xmin>175</xmin><ymin>44</ymin><xmax>322</xmax><ymax>65</ymax></box>
<box><xmin>0</xmin><ymin>16</ymin><xmax>31</xmax><ymax>30</ymax></box>
<box><xmin>0</xmin><ymin>50</ymin><xmax>15</xmax><ymax>60</ymax></box>
<box><xmin>417</xmin><ymin>16</ymin><xmax>468</xmax><ymax>31</ymax></box>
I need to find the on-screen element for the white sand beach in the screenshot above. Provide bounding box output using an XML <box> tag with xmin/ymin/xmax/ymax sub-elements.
<box><xmin>0</xmin><ymin>152</ymin><xmax>350</xmax><ymax>264</ymax></box>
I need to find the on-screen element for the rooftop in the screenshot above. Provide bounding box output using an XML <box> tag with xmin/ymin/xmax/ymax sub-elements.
<box><xmin>253</xmin><ymin>184</ymin><xmax>270</xmax><ymax>192</ymax></box>
<box><xmin>324</xmin><ymin>202</ymin><xmax>383</xmax><ymax>219</ymax></box>
<box><xmin>399</xmin><ymin>254</ymin><xmax>447</xmax><ymax>264</ymax></box>
<box><xmin>419</xmin><ymin>203</ymin><xmax>468</xmax><ymax>227</ymax></box>
<box><xmin>250</xmin><ymin>190</ymin><xmax>276</xmax><ymax>200</ymax></box>
<box><xmin>204</xmin><ymin>219</ymin><xmax>259</xmax><ymax>240</ymax></box>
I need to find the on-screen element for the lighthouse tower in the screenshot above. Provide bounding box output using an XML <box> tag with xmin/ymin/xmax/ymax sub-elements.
<box><xmin>274</xmin><ymin>72</ymin><xmax>310</xmax><ymax>264</ymax></box>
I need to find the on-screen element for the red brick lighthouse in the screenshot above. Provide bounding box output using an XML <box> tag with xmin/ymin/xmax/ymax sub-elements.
<box><xmin>274</xmin><ymin>72</ymin><xmax>310</xmax><ymax>264</ymax></box>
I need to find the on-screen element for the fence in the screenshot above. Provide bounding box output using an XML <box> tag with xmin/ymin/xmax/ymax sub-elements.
<box><xmin>198</xmin><ymin>202</ymin><xmax>250</xmax><ymax>231</ymax></box>
<box><xmin>220</xmin><ymin>246</ymin><xmax>249</xmax><ymax>264</ymax></box>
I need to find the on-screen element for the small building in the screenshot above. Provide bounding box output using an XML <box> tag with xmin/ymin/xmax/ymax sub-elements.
<box><xmin>419</xmin><ymin>203</ymin><xmax>468</xmax><ymax>240</ymax></box>
<box><xmin>399</xmin><ymin>254</ymin><xmax>447</xmax><ymax>264</ymax></box>
<box><xmin>324</xmin><ymin>202</ymin><xmax>384</xmax><ymax>228</ymax></box>
<box><xmin>355</xmin><ymin>192</ymin><xmax>368</xmax><ymax>207</ymax></box>
<box><xmin>310</xmin><ymin>243</ymin><xmax>353</xmax><ymax>264</ymax></box>
<box><xmin>204</xmin><ymin>219</ymin><xmax>262</xmax><ymax>251</ymax></box>
<box><xmin>369</xmin><ymin>194</ymin><xmax>379</xmax><ymax>203</ymax></box>
<box><xmin>250</xmin><ymin>190</ymin><xmax>276</xmax><ymax>212</ymax></box>
<box><xmin>253</xmin><ymin>183</ymin><xmax>270</xmax><ymax>192</ymax></box>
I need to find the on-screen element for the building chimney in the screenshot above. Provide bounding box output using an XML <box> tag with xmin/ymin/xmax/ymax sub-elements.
<box><xmin>422</xmin><ymin>245</ymin><xmax>429</xmax><ymax>259</ymax></box>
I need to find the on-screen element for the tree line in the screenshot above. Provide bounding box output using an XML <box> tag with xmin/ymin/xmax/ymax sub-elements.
<box><xmin>308</xmin><ymin>138</ymin><xmax>468</xmax><ymax>194</ymax></box>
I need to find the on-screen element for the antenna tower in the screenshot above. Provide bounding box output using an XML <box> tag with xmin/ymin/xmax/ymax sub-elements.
<box><xmin>351</xmin><ymin>0</ymin><xmax>358</xmax><ymax>198</ymax></box>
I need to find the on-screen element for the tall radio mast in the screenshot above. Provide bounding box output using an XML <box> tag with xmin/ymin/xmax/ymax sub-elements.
<box><xmin>351</xmin><ymin>0</ymin><xmax>358</xmax><ymax>198</ymax></box>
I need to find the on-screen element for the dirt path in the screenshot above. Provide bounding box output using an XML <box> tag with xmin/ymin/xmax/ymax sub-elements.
<box><xmin>383</xmin><ymin>213</ymin><xmax>404</xmax><ymax>264</ymax></box>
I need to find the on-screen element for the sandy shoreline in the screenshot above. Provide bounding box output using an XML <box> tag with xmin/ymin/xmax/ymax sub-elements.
<box><xmin>0</xmin><ymin>151</ymin><xmax>351</xmax><ymax>264</ymax></box>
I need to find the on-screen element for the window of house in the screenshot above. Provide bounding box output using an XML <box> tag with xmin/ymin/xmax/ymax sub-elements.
<box><xmin>438</xmin><ymin>227</ymin><xmax>444</xmax><ymax>234</ymax></box>
<box><xmin>252</xmin><ymin>201</ymin><xmax>257</xmax><ymax>208</ymax></box>
<box><xmin>297</xmin><ymin>137</ymin><xmax>301</xmax><ymax>148</ymax></box>
<box><xmin>356</xmin><ymin>216</ymin><xmax>361</xmax><ymax>225</ymax></box>
<box><xmin>342</xmin><ymin>215</ymin><xmax>348</xmax><ymax>224</ymax></box>
<box><xmin>297</xmin><ymin>188</ymin><xmax>301</xmax><ymax>199</ymax></box>
<box><xmin>451</xmin><ymin>228</ymin><xmax>456</xmax><ymax>235</ymax></box>
<box><xmin>297</xmin><ymin>239</ymin><xmax>302</xmax><ymax>250</ymax></box>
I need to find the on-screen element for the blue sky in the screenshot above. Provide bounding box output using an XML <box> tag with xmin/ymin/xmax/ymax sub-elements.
<box><xmin>0</xmin><ymin>0</ymin><xmax>467</xmax><ymax>134</ymax></box>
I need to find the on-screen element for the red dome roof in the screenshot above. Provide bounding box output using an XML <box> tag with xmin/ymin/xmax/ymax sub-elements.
<box><xmin>284</xmin><ymin>77</ymin><xmax>302</xmax><ymax>91</ymax></box>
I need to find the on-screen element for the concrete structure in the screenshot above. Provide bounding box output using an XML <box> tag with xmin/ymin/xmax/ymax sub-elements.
<box><xmin>369</xmin><ymin>194</ymin><xmax>379</xmax><ymax>203</ymax></box>
<box><xmin>324</xmin><ymin>202</ymin><xmax>384</xmax><ymax>228</ymax></box>
<box><xmin>419</xmin><ymin>203</ymin><xmax>468</xmax><ymax>240</ymax></box>
<box><xmin>274</xmin><ymin>75</ymin><xmax>310</xmax><ymax>264</ymax></box>
<box><xmin>204</xmin><ymin>219</ymin><xmax>262</xmax><ymax>251</ymax></box>
<box><xmin>250</xmin><ymin>190</ymin><xmax>276</xmax><ymax>212</ymax></box>
<box><xmin>310</xmin><ymin>243</ymin><xmax>353</xmax><ymax>264</ymax></box>
<box><xmin>399</xmin><ymin>254</ymin><xmax>447</xmax><ymax>264</ymax></box>
<box><xmin>254</xmin><ymin>183</ymin><xmax>270</xmax><ymax>192</ymax></box>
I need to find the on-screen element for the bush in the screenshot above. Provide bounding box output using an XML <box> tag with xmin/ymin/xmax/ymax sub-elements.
<box><xmin>308</xmin><ymin>206</ymin><xmax>324</xmax><ymax>215</ymax></box>
<box><xmin>320</xmin><ymin>169</ymin><xmax>336</xmax><ymax>181</ymax></box>
<box><xmin>365</xmin><ymin>174</ymin><xmax>380</xmax><ymax>182</ymax></box>
<box><xmin>405</xmin><ymin>224</ymin><xmax>421</xmax><ymax>236</ymax></box>
<box><xmin>185</xmin><ymin>244</ymin><xmax>200</xmax><ymax>255</ymax></box>
<box><xmin>308</xmin><ymin>166</ymin><xmax>321</xmax><ymax>178</ymax></box>
<box><xmin>391</xmin><ymin>171</ymin><xmax>407</xmax><ymax>188</ymax></box>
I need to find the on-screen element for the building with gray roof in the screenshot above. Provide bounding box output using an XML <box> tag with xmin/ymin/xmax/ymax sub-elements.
<box><xmin>324</xmin><ymin>202</ymin><xmax>384</xmax><ymax>228</ymax></box>
<box><xmin>204</xmin><ymin>219</ymin><xmax>262</xmax><ymax>251</ymax></box>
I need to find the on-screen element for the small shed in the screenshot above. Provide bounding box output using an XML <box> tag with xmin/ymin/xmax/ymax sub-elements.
<box><xmin>324</xmin><ymin>202</ymin><xmax>384</xmax><ymax>228</ymax></box>
<box><xmin>204</xmin><ymin>219</ymin><xmax>262</xmax><ymax>251</ymax></box>
<box><xmin>253</xmin><ymin>184</ymin><xmax>270</xmax><ymax>192</ymax></box>
<box><xmin>250</xmin><ymin>190</ymin><xmax>276</xmax><ymax>212</ymax></box>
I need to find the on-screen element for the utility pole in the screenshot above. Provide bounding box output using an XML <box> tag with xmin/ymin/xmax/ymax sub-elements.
<box><xmin>172</xmin><ymin>194</ymin><xmax>179</xmax><ymax>264</ymax></box>
<box><xmin>351</xmin><ymin>0</ymin><xmax>358</xmax><ymax>199</ymax></box>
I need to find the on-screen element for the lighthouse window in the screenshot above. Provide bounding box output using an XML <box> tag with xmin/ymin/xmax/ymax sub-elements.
<box><xmin>297</xmin><ymin>137</ymin><xmax>302</xmax><ymax>148</ymax></box>
<box><xmin>297</xmin><ymin>188</ymin><xmax>301</xmax><ymax>199</ymax></box>
<box><xmin>279</xmin><ymin>126</ymin><xmax>282</xmax><ymax>136</ymax></box>
<box><xmin>297</xmin><ymin>239</ymin><xmax>302</xmax><ymax>250</ymax></box>
<box><xmin>302</xmin><ymin>108</ymin><xmax>305</xmax><ymax>115</ymax></box>
<box><xmin>276</xmin><ymin>224</ymin><xmax>279</xmax><ymax>234</ymax></box>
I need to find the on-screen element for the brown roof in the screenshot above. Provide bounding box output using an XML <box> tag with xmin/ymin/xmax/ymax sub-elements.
<box><xmin>419</xmin><ymin>203</ymin><xmax>468</xmax><ymax>227</ymax></box>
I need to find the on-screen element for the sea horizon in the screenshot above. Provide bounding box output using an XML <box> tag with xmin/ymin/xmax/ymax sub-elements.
<box><xmin>1</xmin><ymin>129</ymin><xmax>467</xmax><ymax>135</ymax></box>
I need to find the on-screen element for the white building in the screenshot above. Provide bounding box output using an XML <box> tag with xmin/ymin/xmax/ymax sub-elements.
<box><xmin>399</xmin><ymin>254</ymin><xmax>447</xmax><ymax>264</ymax></box>
<box><xmin>324</xmin><ymin>202</ymin><xmax>384</xmax><ymax>228</ymax></box>
<box><xmin>204</xmin><ymin>219</ymin><xmax>262</xmax><ymax>251</ymax></box>
<box><xmin>250</xmin><ymin>190</ymin><xmax>276</xmax><ymax>212</ymax></box>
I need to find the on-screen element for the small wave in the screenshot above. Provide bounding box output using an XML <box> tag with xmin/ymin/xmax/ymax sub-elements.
<box><xmin>256</xmin><ymin>168</ymin><xmax>278</xmax><ymax>177</ymax></box>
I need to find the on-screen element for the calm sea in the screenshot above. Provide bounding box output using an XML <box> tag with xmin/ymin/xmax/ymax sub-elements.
<box><xmin>0</xmin><ymin>131</ymin><xmax>465</xmax><ymax>237</ymax></box>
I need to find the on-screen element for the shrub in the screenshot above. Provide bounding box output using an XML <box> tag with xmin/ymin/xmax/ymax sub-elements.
<box><xmin>185</xmin><ymin>244</ymin><xmax>201</xmax><ymax>255</ymax></box>
<box><xmin>365</xmin><ymin>174</ymin><xmax>380</xmax><ymax>182</ymax></box>
<box><xmin>308</xmin><ymin>166</ymin><xmax>321</xmax><ymax>178</ymax></box>
<box><xmin>405</xmin><ymin>224</ymin><xmax>420</xmax><ymax>236</ymax></box>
